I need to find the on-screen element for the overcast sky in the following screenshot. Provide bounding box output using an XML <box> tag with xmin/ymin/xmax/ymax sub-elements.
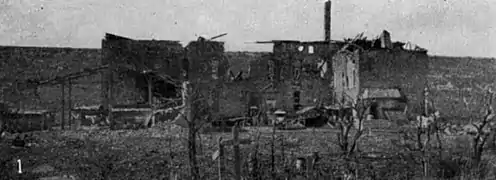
<box><xmin>0</xmin><ymin>0</ymin><xmax>494</xmax><ymax>57</ymax></box>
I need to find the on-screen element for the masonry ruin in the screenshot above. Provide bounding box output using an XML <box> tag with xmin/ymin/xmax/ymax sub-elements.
<box><xmin>0</xmin><ymin>1</ymin><xmax>433</xmax><ymax>130</ymax></box>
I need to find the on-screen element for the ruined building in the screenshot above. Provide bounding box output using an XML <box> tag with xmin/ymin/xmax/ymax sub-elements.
<box><xmin>101</xmin><ymin>33</ymin><xmax>184</xmax><ymax>107</ymax></box>
<box><xmin>248</xmin><ymin>1</ymin><xmax>429</xmax><ymax>120</ymax></box>
<box><xmin>0</xmin><ymin>1</ymin><xmax>431</xmax><ymax>126</ymax></box>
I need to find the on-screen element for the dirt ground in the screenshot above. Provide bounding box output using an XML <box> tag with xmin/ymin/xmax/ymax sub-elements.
<box><xmin>0</xmin><ymin>122</ymin><xmax>490</xmax><ymax>180</ymax></box>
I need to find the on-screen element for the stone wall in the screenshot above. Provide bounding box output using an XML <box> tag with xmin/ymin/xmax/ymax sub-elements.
<box><xmin>101</xmin><ymin>34</ymin><xmax>184</xmax><ymax>106</ymax></box>
<box><xmin>332</xmin><ymin>49</ymin><xmax>360</xmax><ymax>106</ymax></box>
<box><xmin>261</xmin><ymin>41</ymin><xmax>337</xmax><ymax>111</ymax></box>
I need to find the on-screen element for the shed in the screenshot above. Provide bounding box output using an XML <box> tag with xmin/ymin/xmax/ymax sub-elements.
<box><xmin>361</xmin><ymin>88</ymin><xmax>408</xmax><ymax>121</ymax></box>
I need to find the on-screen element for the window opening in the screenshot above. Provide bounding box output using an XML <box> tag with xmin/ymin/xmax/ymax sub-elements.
<box><xmin>298</xmin><ymin>46</ymin><xmax>304</xmax><ymax>52</ymax></box>
<box><xmin>308</xmin><ymin>46</ymin><xmax>314</xmax><ymax>54</ymax></box>
<box><xmin>342</xmin><ymin>72</ymin><xmax>346</xmax><ymax>87</ymax></box>
<box><xmin>346</xmin><ymin>75</ymin><xmax>349</xmax><ymax>88</ymax></box>
<box><xmin>353</xmin><ymin>69</ymin><xmax>357</xmax><ymax>88</ymax></box>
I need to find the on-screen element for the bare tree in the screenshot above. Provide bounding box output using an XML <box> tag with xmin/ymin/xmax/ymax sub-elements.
<box><xmin>463</xmin><ymin>90</ymin><xmax>496</xmax><ymax>165</ymax></box>
<box><xmin>181</xmin><ymin>80</ymin><xmax>213</xmax><ymax>180</ymax></box>
<box><xmin>328</xmin><ymin>95</ymin><xmax>371</xmax><ymax>156</ymax></box>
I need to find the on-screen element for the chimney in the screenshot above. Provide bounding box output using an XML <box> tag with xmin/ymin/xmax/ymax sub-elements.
<box><xmin>324</xmin><ymin>0</ymin><xmax>331</xmax><ymax>42</ymax></box>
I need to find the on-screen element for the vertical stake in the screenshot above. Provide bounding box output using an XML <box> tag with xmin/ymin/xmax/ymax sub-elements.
<box><xmin>217</xmin><ymin>137</ymin><xmax>224</xmax><ymax>180</ymax></box>
<box><xmin>68</xmin><ymin>80</ymin><xmax>72</xmax><ymax>129</ymax></box>
<box><xmin>233</xmin><ymin>123</ymin><xmax>241</xmax><ymax>180</ymax></box>
<box><xmin>61</xmin><ymin>81</ymin><xmax>65</xmax><ymax>130</ymax></box>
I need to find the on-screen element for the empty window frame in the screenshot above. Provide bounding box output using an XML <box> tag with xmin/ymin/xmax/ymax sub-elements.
<box><xmin>342</xmin><ymin>72</ymin><xmax>346</xmax><ymax>88</ymax></box>
<box><xmin>353</xmin><ymin>69</ymin><xmax>357</xmax><ymax>88</ymax></box>
<box><xmin>308</xmin><ymin>46</ymin><xmax>314</xmax><ymax>54</ymax></box>
<box><xmin>298</xmin><ymin>46</ymin><xmax>305</xmax><ymax>52</ymax></box>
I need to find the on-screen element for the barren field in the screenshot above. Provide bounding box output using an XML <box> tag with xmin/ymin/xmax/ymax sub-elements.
<box><xmin>1</xmin><ymin>121</ymin><xmax>493</xmax><ymax>180</ymax></box>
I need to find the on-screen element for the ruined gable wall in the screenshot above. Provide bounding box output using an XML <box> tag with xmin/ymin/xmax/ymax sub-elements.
<box><xmin>216</xmin><ymin>52</ymin><xmax>271</xmax><ymax>117</ymax></box>
<box><xmin>102</xmin><ymin>39</ymin><xmax>184</xmax><ymax>105</ymax></box>
<box><xmin>332</xmin><ymin>50</ymin><xmax>360</xmax><ymax>105</ymax></box>
<box><xmin>269</xmin><ymin>42</ymin><xmax>336</xmax><ymax>110</ymax></box>
<box><xmin>359</xmin><ymin>49</ymin><xmax>429</xmax><ymax>114</ymax></box>
<box><xmin>102</xmin><ymin>39</ymin><xmax>143</xmax><ymax>105</ymax></box>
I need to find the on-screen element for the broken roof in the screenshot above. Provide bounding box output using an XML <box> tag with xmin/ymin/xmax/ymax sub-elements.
<box><xmin>104</xmin><ymin>33</ymin><xmax>182</xmax><ymax>44</ymax></box>
<box><xmin>361</xmin><ymin>88</ymin><xmax>404</xmax><ymax>99</ymax></box>
<box><xmin>255</xmin><ymin>40</ymin><xmax>345</xmax><ymax>44</ymax></box>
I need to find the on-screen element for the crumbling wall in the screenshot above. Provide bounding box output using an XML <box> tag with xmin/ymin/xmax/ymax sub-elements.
<box><xmin>185</xmin><ymin>40</ymin><xmax>229</xmax><ymax>119</ymax></box>
<box><xmin>219</xmin><ymin>81</ymin><xmax>261</xmax><ymax>117</ymax></box>
<box><xmin>266</xmin><ymin>41</ymin><xmax>336</xmax><ymax>111</ymax></box>
<box><xmin>216</xmin><ymin>52</ymin><xmax>272</xmax><ymax>117</ymax></box>
<box><xmin>332</xmin><ymin>49</ymin><xmax>360</xmax><ymax>105</ymax></box>
<box><xmin>185</xmin><ymin>40</ymin><xmax>228</xmax><ymax>82</ymax></box>
<box><xmin>102</xmin><ymin>35</ymin><xmax>184</xmax><ymax>105</ymax></box>
<box><xmin>102</xmin><ymin>38</ymin><xmax>142</xmax><ymax>105</ymax></box>
<box><xmin>360</xmin><ymin>49</ymin><xmax>429</xmax><ymax>115</ymax></box>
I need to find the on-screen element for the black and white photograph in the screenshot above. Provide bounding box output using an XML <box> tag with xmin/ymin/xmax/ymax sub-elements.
<box><xmin>0</xmin><ymin>0</ymin><xmax>495</xmax><ymax>179</ymax></box>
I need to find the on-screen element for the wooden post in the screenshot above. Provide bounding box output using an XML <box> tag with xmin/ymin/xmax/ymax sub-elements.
<box><xmin>306</xmin><ymin>156</ymin><xmax>312</xmax><ymax>178</ymax></box>
<box><xmin>271</xmin><ymin>117</ymin><xmax>277</xmax><ymax>180</ymax></box>
<box><xmin>233</xmin><ymin>123</ymin><xmax>241</xmax><ymax>180</ymax></box>
<box><xmin>108</xmin><ymin>61</ymin><xmax>114</xmax><ymax>129</ymax></box>
<box><xmin>281</xmin><ymin>134</ymin><xmax>285</xmax><ymax>168</ymax></box>
<box><xmin>215</xmin><ymin>76</ymin><xmax>221</xmax><ymax>131</ymax></box>
<box><xmin>147</xmin><ymin>76</ymin><xmax>154</xmax><ymax>127</ymax></box>
<box><xmin>41</xmin><ymin>112</ymin><xmax>45</xmax><ymax>131</ymax></box>
<box><xmin>148</xmin><ymin>76</ymin><xmax>153</xmax><ymax>106</ymax></box>
<box><xmin>424</xmin><ymin>88</ymin><xmax>429</xmax><ymax>115</ymax></box>
<box><xmin>61</xmin><ymin>81</ymin><xmax>65</xmax><ymax>130</ymax></box>
<box><xmin>68</xmin><ymin>80</ymin><xmax>72</xmax><ymax>129</ymax></box>
<box><xmin>217</xmin><ymin>137</ymin><xmax>225</xmax><ymax>180</ymax></box>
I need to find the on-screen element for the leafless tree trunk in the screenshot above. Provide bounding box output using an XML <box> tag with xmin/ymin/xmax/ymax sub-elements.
<box><xmin>184</xmin><ymin>81</ymin><xmax>200</xmax><ymax>180</ymax></box>
<box><xmin>333</xmin><ymin>97</ymin><xmax>370</xmax><ymax>157</ymax></box>
<box><xmin>464</xmin><ymin>91</ymin><xmax>495</xmax><ymax>165</ymax></box>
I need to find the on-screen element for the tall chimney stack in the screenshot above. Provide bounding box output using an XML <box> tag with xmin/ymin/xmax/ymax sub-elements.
<box><xmin>324</xmin><ymin>0</ymin><xmax>331</xmax><ymax>42</ymax></box>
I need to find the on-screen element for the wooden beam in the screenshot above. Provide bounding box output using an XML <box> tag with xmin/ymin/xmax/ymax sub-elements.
<box><xmin>16</xmin><ymin>65</ymin><xmax>109</xmax><ymax>91</ymax></box>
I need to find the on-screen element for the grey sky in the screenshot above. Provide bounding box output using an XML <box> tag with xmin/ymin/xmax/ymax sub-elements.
<box><xmin>1</xmin><ymin>0</ymin><xmax>494</xmax><ymax>57</ymax></box>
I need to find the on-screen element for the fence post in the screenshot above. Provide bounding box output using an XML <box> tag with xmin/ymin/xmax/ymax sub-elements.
<box><xmin>41</xmin><ymin>112</ymin><xmax>45</xmax><ymax>131</ymax></box>
<box><xmin>68</xmin><ymin>80</ymin><xmax>73</xmax><ymax>129</ymax></box>
<box><xmin>217</xmin><ymin>137</ymin><xmax>224</xmax><ymax>180</ymax></box>
<box><xmin>61</xmin><ymin>81</ymin><xmax>65</xmax><ymax>130</ymax></box>
<box><xmin>233</xmin><ymin>123</ymin><xmax>241</xmax><ymax>180</ymax></box>
<box><xmin>424</xmin><ymin>88</ymin><xmax>429</xmax><ymax>115</ymax></box>
<box><xmin>147</xmin><ymin>76</ymin><xmax>155</xmax><ymax>128</ymax></box>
